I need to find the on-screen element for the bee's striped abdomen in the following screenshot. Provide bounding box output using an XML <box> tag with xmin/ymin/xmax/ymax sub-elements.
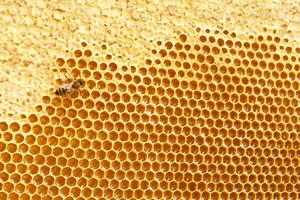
<box><xmin>55</xmin><ymin>88</ymin><xmax>68</xmax><ymax>96</ymax></box>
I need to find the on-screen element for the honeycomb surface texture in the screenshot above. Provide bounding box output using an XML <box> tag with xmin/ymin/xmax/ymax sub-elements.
<box><xmin>0</xmin><ymin>0</ymin><xmax>300</xmax><ymax>199</ymax></box>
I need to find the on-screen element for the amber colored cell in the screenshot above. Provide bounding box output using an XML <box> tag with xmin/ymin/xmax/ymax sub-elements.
<box><xmin>3</xmin><ymin>132</ymin><xmax>13</xmax><ymax>143</ymax></box>
<box><xmin>81</xmin><ymin>70</ymin><xmax>91</xmax><ymax>79</ymax></box>
<box><xmin>83</xmin><ymin>49</ymin><xmax>92</xmax><ymax>57</ymax></box>
<box><xmin>85</xmin><ymin>80</ymin><xmax>95</xmax><ymax>90</ymax></box>
<box><xmin>72</xmin><ymin>50</ymin><xmax>82</xmax><ymax>58</ymax></box>
<box><xmin>77</xmin><ymin>59</ymin><xmax>87</xmax><ymax>68</ymax></box>
<box><xmin>65</xmin><ymin>58</ymin><xmax>76</xmax><ymax>68</ymax></box>
<box><xmin>8</xmin><ymin>122</ymin><xmax>20</xmax><ymax>132</ymax></box>
<box><xmin>0</xmin><ymin>121</ymin><xmax>8</xmax><ymax>131</ymax></box>
<box><xmin>179</xmin><ymin>34</ymin><xmax>187</xmax><ymax>42</ymax></box>
<box><xmin>43</xmin><ymin>105</ymin><xmax>55</xmax><ymax>116</ymax></box>
<box><xmin>56</xmin><ymin>58</ymin><xmax>65</xmax><ymax>66</ymax></box>
<box><xmin>85</xmin><ymin>61</ymin><xmax>97</xmax><ymax>71</ymax></box>
<box><xmin>73</xmin><ymin>99</ymin><xmax>84</xmax><ymax>109</ymax></box>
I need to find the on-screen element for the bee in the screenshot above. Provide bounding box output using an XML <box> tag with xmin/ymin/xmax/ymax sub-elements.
<box><xmin>55</xmin><ymin>74</ymin><xmax>85</xmax><ymax>96</ymax></box>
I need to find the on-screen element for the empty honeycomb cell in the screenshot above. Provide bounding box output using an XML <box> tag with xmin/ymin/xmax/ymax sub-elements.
<box><xmin>8</xmin><ymin>122</ymin><xmax>20</xmax><ymax>132</ymax></box>
<box><xmin>84</xmin><ymin>50</ymin><xmax>92</xmax><ymax>57</ymax></box>
<box><xmin>86</xmin><ymin>61</ymin><xmax>98</xmax><ymax>71</ymax></box>
<box><xmin>65</xmin><ymin>58</ymin><xmax>76</xmax><ymax>68</ymax></box>
<box><xmin>54</xmin><ymin>58</ymin><xmax>66</xmax><ymax>68</ymax></box>
<box><xmin>78</xmin><ymin>59</ymin><xmax>87</xmax><ymax>68</ymax></box>
<box><xmin>72</xmin><ymin>50</ymin><xmax>83</xmax><ymax>58</ymax></box>
<box><xmin>81</xmin><ymin>70</ymin><xmax>92</xmax><ymax>79</ymax></box>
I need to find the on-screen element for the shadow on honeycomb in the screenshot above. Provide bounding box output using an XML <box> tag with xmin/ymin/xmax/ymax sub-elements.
<box><xmin>0</xmin><ymin>27</ymin><xmax>299</xmax><ymax>200</ymax></box>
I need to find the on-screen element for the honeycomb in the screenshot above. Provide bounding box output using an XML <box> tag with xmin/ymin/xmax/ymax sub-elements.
<box><xmin>0</xmin><ymin>1</ymin><xmax>300</xmax><ymax>200</ymax></box>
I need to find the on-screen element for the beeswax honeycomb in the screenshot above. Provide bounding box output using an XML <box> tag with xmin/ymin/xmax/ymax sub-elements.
<box><xmin>0</xmin><ymin>1</ymin><xmax>300</xmax><ymax>200</ymax></box>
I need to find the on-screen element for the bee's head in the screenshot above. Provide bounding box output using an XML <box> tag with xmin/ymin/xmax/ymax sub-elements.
<box><xmin>77</xmin><ymin>79</ymin><xmax>85</xmax><ymax>88</ymax></box>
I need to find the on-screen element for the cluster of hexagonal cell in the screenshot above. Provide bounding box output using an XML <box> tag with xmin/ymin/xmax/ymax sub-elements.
<box><xmin>0</xmin><ymin>28</ymin><xmax>300</xmax><ymax>200</ymax></box>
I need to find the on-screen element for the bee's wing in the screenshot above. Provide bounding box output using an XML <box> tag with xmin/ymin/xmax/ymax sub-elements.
<box><xmin>62</xmin><ymin>83</ymin><xmax>73</xmax><ymax>90</ymax></box>
<box><xmin>64</xmin><ymin>83</ymin><xmax>76</xmax><ymax>94</ymax></box>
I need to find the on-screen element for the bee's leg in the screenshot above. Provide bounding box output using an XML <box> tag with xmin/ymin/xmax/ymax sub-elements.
<box><xmin>57</xmin><ymin>73</ymin><xmax>67</xmax><ymax>84</ymax></box>
<box><xmin>67</xmin><ymin>88</ymin><xmax>74</xmax><ymax>95</ymax></box>
<box><xmin>64</xmin><ymin>73</ymin><xmax>70</xmax><ymax>79</ymax></box>
<box><xmin>57</xmin><ymin>73</ymin><xmax>61</xmax><ymax>81</ymax></box>
<box><xmin>63</xmin><ymin>73</ymin><xmax>74</xmax><ymax>84</ymax></box>
<box><xmin>57</xmin><ymin>73</ymin><xmax>64</xmax><ymax>84</ymax></box>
